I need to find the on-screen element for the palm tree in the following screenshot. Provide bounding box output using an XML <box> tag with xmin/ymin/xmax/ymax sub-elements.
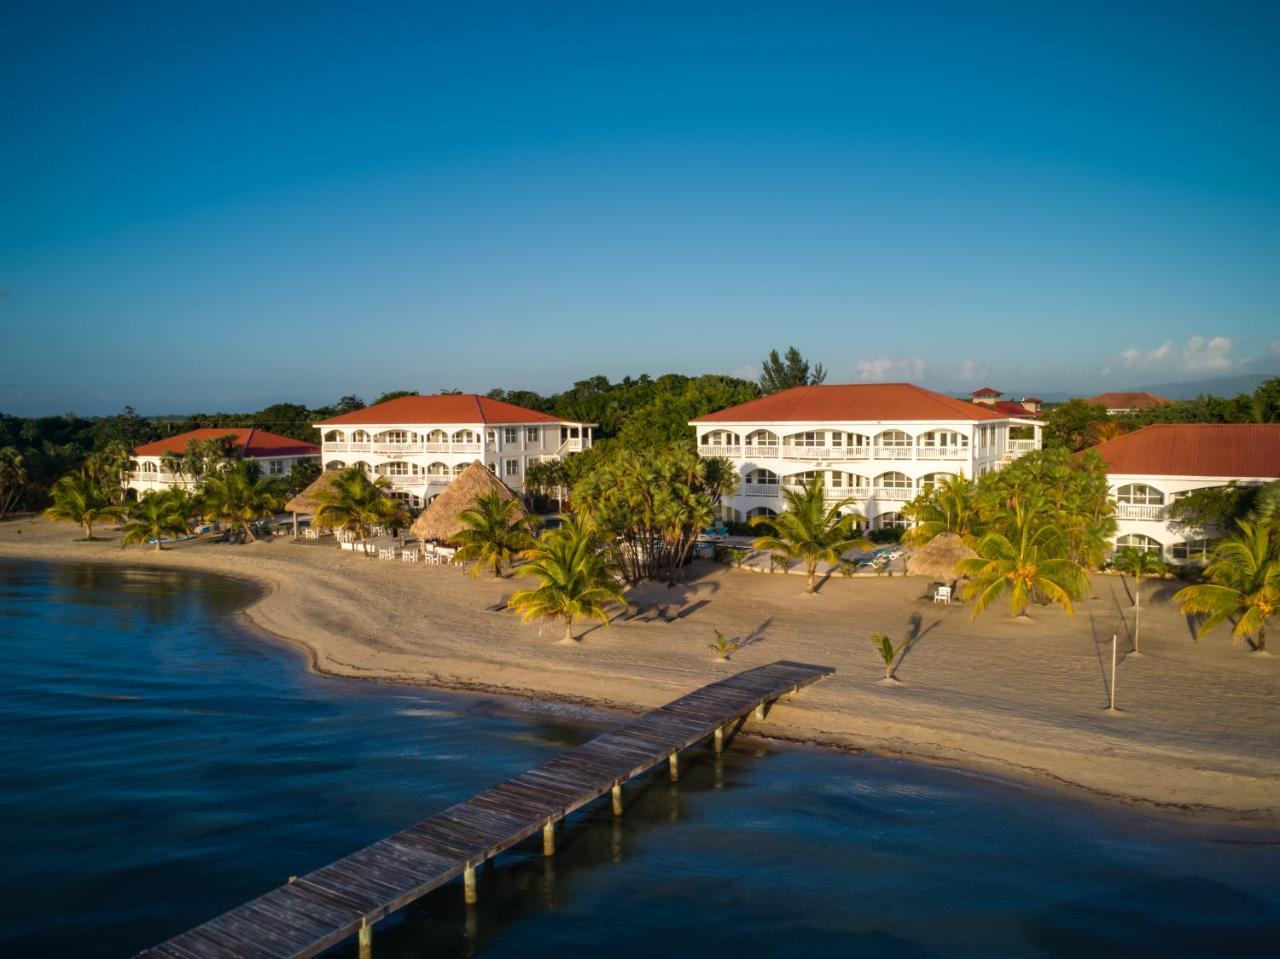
<box><xmin>958</xmin><ymin>503</ymin><xmax>1090</xmax><ymax>620</ymax></box>
<box><xmin>902</xmin><ymin>475</ymin><xmax>981</xmax><ymax>546</ymax></box>
<box><xmin>121</xmin><ymin>494</ymin><xmax>188</xmax><ymax>551</ymax></box>
<box><xmin>1111</xmin><ymin>547</ymin><xmax>1167</xmax><ymax>655</ymax></box>
<box><xmin>1249</xmin><ymin>480</ymin><xmax>1280</xmax><ymax>532</ymax></box>
<box><xmin>201</xmin><ymin>460</ymin><xmax>283</xmax><ymax>542</ymax></box>
<box><xmin>454</xmin><ymin>491</ymin><xmax>540</xmax><ymax>576</ymax></box>
<box><xmin>1173</xmin><ymin>521</ymin><xmax>1279</xmax><ymax>653</ymax></box>
<box><xmin>508</xmin><ymin>515</ymin><xmax>626</xmax><ymax>643</ymax></box>
<box><xmin>42</xmin><ymin>472</ymin><xmax>125</xmax><ymax>539</ymax></box>
<box><xmin>160</xmin><ymin>487</ymin><xmax>203</xmax><ymax>533</ymax></box>
<box><xmin>0</xmin><ymin>447</ymin><xmax>28</xmax><ymax>519</ymax></box>
<box><xmin>311</xmin><ymin>466</ymin><xmax>402</xmax><ymax>555</ymax></box>
<box><xmin>750</xmin><ymin>478</ymin><xmax>871</xmax><ymax>593</ymax></box>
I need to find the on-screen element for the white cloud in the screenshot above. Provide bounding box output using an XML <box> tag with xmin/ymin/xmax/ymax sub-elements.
<box><xmin>1113</xmin><ymin>335</ymin><xmax>1237</xmax><ymax>375</ymax></box>
<box><xmin>957</xmin><ymin>359</ymin><xmax>988</xmax><ymax>383</ymax></box>
<box><xmin>855</xmin><ymin>356</ymin><xmax>927</xmax><ymax>382</ymax></box>
<box><xmin>730</xmin><ymin>363</ymin><xmax>759</xmax><ymax>382</ymax></box>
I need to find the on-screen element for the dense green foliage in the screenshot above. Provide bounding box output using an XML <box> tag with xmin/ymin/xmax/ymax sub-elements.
<box><xmin>311</xmin><ymin>466</ymin><xmax>404</xmax><ymax>553</ymax></box>
<box><xmin>1173</xmin><ymin>521</ymin><xmax>1279</xmax><ymax>652</ymax></box>
<box><xmin>120</xmin><ymin>494</ymin><xmax>190</xmax><ymax>551</ymax></box>
<box><xmin>41</xmin><ymin>472</ymin><xmax>126</xmax><ymax>539</ymax></box>
<box><xmin>200</xmin><ymin>461</ymin><xmax>286</xmax><ymax>542</ymax></box>
<box><xmin>758</xmin><ymin>346</ymin><xmax>826</xmax><ymax>394</ymax></box>
<box><xmin>508</xmin><ymin>515</ymin><xmax>626</xmax><ymax>642</ymax></box>
<box><xmin>453</xmin><ymin>491</ymin><xmax>540</xmax><ymax>577</ymax></box>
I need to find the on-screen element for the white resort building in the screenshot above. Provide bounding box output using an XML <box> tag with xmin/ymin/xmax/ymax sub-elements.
<box><xmin>690</xmin><ymin>383</ymin><xmax>1042</xmax><ymax>529</ymax></box>
<box><xmin>127</xmin><ymin>428</ymin><xmax>321</xmax><ymax>496</ymax></box>
<box><xmin>313</xmin><ymin>394</ymin><xmax>593</xmax><ymax>508</ymax></box>
<box><xmin>1088</xmin><ymin>424</ymin><xmax>1280</xmax><ymax>564</ymax></box>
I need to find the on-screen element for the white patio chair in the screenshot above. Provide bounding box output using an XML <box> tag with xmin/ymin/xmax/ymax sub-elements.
<box><xmin>933</xmin><ymin>585</ymin><xmax>952</xmax><ymax>604</ymax></box>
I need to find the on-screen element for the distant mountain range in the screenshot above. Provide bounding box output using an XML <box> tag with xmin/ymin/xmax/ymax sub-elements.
<box><xmin>977</xmin><ymin>372</ymin><xmax>1276</xmax><ymax>405</ymax></box>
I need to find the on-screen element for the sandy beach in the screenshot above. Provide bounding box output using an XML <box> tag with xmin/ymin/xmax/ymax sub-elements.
<box><xmin>3</xmin><ymin>517</ymin><xmax>1277</xmax><ymax>828</ymax></box>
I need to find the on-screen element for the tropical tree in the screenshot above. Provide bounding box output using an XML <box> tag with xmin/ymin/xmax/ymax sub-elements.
<box><xmin>0</xmin><ymin>447</ymin><xmax>28</xmax><ymax>519</ymax></box>
<box><xmin>750</xmin><ymin>478</ymin><xmax>872</xmax><ymax>593</ymax></box>
<box><xmin>42</xmin><ymin>472</ymin><xmax>125</xmax><ymax>539</ymax></box>
<box><xmin>902</xmin><ymin>475</ymin><xmax>982</xmax><ymax>546</ymax></box>
<box><xmin>1111</xmin><ymin>547</ymin><xmax>1167</xmax><ymax>655</ymax></box>
<box><xmin>81</xmin><ymin>443</ymin><xmax>132</xmax><ymax>505</ymax></box>
<box><xmin>121</xmin><ymin>494</ymin><xmax>188</xmax><ymax>551</ymax></box>
<box><xmin>958</xmin><ymin>502</ymin><xmax>1090</xmax><ymax>620</ymax></box>
<box><xmin>161</xmin><ymin>487</ymin><xmax>204</xmax><ymax>532</ymax></box>
<box><xmin>201</xmin><ymin>460</ymin><xmax>284</xmax><ymax>542</ymax></box>
<box><xmin>311</xmin><ymin>466</ymin><xmax>402</xmax><ymax>554</ymax></box>
<box><xmin>1173</xmin><ymin>522</ymin><xmax>1279</xmax><ymax>653</ymax></box>
<box><xmin>1248</xmin><ymin>480</ymin><xmax>1280</xmax><ymax>532</ymax></box>
<box><xmin>759</xmin><ymin>346</ymin><xmax>826</xmax><ymax>393</ymax></box>
<box><xmin>869</xmin><ymin>632</ymin><xmax>911</xmax><ymax>683</ymax></box>
<box><xmin>454</xmin><ymin>491</ymin><xmax>540</xmax><ymax>577</ymax></box>
<box><xmin>508</xmin><ymin>515</ymin><xmax>626</xmax><ymax>643</ymax></box>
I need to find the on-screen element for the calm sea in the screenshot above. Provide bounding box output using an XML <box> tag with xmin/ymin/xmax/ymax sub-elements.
<box><xmin>0</xmin><ymin>559</ymin><xmax>1276</xmax><ymax>958</ymax></box>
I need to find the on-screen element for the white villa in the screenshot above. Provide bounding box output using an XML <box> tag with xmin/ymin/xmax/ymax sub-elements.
<box><xmin>127</xmin><ymin>428</ymin><xmax>321</xmax><ymax>497</ymax></box>
<box><xmin>1088</xmin><ymin>423</ymin><xmax>1280</xmax><ymax>564</ymax></box>
<box><xmin>690</xmin><ymin>383</ymin><xmax>1042</xmax><ymax>529</ymax></box>
<box><xmin>314</xmin><ymin>394</ymin><xmax>594</xmax><ymax>508</ymax></box>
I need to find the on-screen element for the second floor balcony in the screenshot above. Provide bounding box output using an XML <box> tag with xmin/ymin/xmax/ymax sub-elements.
<box><xmin>1115</xmin><ymin>502</ymin><xmax>1169</xmax><ymax>521</ymax></box>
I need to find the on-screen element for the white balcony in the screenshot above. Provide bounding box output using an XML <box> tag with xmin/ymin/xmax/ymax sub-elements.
<box><xmin>1115</xmin><ymin>503</ymin><xmax>1168</xmax><ymax>521</ymax></box>
<box><xmin>325</xmin><ymin>442</ymin><xmax>352</xmax><ymax>452</ymax></box>
<box><xmin>423</xmin><ymin>442</ymin><xmax>483</xmax><ymax>455</ymax></box>
<box><xmin>698</xmin><ymin>444</ymin><xmax>742</xmax><ymax>458</ymax></box>
<box><xmin>383</xmin><ymin>475</ymin><xmax>426</xmax><ymax>489</ymax></box>
<box><xmin>871</xmin><ymin>446</ymin><xmax>915</xmax><ymax>460</ymax></box>
<box><xmin>742</xmin><ymin>483</ymin><xmax>779</xmax><ymax>497</ymax></box>
<box><xmin>915</xmin><ymin>446</ymin><xmax>967</xmax><ymax>460</ymax></box>
<box><xmin>1007</xmin><ymin>439</ymin><xmax>1039</xmax><ymax>452</ymax></box>
<box><xmin>373</xmin><ymin>442</ymin><xmax>425</xmax><ymax>454</ymax></box>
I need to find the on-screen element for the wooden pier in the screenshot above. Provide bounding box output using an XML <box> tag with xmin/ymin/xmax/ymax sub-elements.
<box><xmin>136</xmin><ymin>660</ymin><xmax>833</xmax><ymax>959</ymax></box>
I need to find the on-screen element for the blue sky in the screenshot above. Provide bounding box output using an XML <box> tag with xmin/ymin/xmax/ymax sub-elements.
<box><xmin>3</xmin><ymin>1</ymin><xmax>1278</xmax><ymax>415</ymax></box>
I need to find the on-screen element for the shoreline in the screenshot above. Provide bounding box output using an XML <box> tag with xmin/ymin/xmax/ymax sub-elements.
<box><xmin>4</xmin><ymin>519</ymin><xmax>1278</xmax><ymax>832</ymax></box>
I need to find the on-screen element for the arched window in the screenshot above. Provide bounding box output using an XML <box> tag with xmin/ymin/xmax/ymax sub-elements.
<box><xmin>426</xmin><ymin>429</ymin><xmax>449</xmax><ymax>444</ymax></box>
<box><xmin>426</xmin><ymin>462</ymin><xmax>450</xmax><ymax>476</ymax></box>
<box><xmin>452</xmin><ymin>430</ymin><xmax>478</xmax><ymax>444</ymax></box>
<box><xmin>917</xmin><ymin>430</ymin><xmax>969</xmax><ymax>448</ymax></box>
<box><xmin>377</xmin><ymin>430</ymin><xmax>409</xmax><ymax>443</ymax></box>
<box><xmin>875</xmin><ymin>430</ymin><xmax>912</xmax><ymax>448</ymax></box>
<box><xmin>324</xmin><ymin>430</ymin><xmax>343</xmax><ymax>442</ymax></box>
<box><xmin>746</xmin><ymin>506</ymin><xmax>777</xmax><ymax>519</ymax></box>
<box><xmin>918</xmin><ymin>472</ymin><xmax>955</xmax><ymax>489</ymax></box>
<box><xmin>703</xmin><ymin>429</ymin><xmax>740</xmax><ymax>446</ymax></box>
<box><xmin>1116</xmin><ymin>533</ymin><xmax>1162</xmax><ymax>554</ymax></box>
<box><xmin>324</xmin><ymin>460</ymin><xmax>346</xmax><ymax>471</ymax></box>
<box><xmin>453</xmin><ymin>463</ymin><xmax>467</xmax><ymax>476</ymax></box>
<box><xmin>875</xmin><ymin>511</ymin><xmax>910</xmax><ymax>530</ymax></box>
<box><xmin>1169</xmin><ymin>539</ymin><xmax>1216</xmax><ymax>562</ymax></box>
<box><xmin>745</xmin><ymin>468</ymin><xmax>779</xmax><ymax>484</ymax></box>
<box><xmin>384</xmin><ymin>461</ymin><xmax>411</xmax><ymax>476</ymax></box>
<box><xmin>351</xmin><ymin>430</ymin><xmax>371</xmax><ymax>443</ymax></box>
<box><xmin>141</xmin><ymin>461</ymin><xmax>158</xmax><ymax>473</ymax></box>
<box><xmin>744</xmin><ymin>429</ymin><xmax>779</xmax><ymax>447</ymax></box>
<box><xmin>718</xmin><ymin>505</ymin><xmax>742</xmax><ymax>523</ymax></box>
<box><xmin>1117</xmin><ymin>484</ymin><xmax>1164</xmax><ymax>505</ymax></box>
<box><xmin>875</xmin><ymin>471</ymin><xmax>913</xmax><ymax>491</ymax></box>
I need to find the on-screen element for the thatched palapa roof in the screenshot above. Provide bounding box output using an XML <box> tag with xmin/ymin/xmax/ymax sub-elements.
<box><xmin>905</xmin><ymin>532</ymin><xmax>978</xmax><ymax>582</ymax></box>
<box><xmin>410</xmin><ymin>461</ymin><xmax>523</xmax><ymax>544</ymax></box>
<box><xmin>284</xmin><ymin>470</ymin><xmax>343</xmax><ymax>515</ymax></box>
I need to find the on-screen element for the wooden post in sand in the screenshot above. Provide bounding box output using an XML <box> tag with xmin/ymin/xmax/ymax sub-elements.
<box><xmin>464</xmin><ymin>865</ymin><xmax>477</xmax><ymax>904</ymax></box>
<box><xmin>543</xmin><ymin>820</ymin><xmax>556</xmax><ymax>856</ymax></box>
<box><xmin>713</xmin><ymin>726</ymin><xmax>724</xmax><ymax>753</ymax></box>
<box><xmin>358</xmin><ymin>918</ymin><xmax>372</xmax><ymax>959</ymax></box>
<box><xmin>1107</xmin><ymin>634</ymin><xmax>1120</xmax><ymax>713</ymax></box>
<box><xmin>611</xmin><ymin>783</ymin><xmax>623</xmax><ymax>816</ymax></box>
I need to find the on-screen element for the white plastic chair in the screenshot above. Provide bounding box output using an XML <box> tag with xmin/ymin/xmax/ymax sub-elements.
<box><xmin>933</xmin><ymin>585</ymin><xmax>951</xmax><ymax>604</ymax></box>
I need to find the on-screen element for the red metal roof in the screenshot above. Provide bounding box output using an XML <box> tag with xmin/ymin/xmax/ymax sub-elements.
<box><xmin>1083</xmin><ymin>391</ymin><xmax>1173</xmax><ymax>409</ymax></box>
<box><xmin>134</xmin><ymin>428</ymin><xmax>320</xmax><ymax>458</ymax></box>
<box><xmin>970</xmin><ymin>386</ymin><xmax>1003</xmax><ymax>397</ymax></box>
<box><xmin>993</xmin><ymin>400</ymin><xmax>1039</xmax><ymax>417</ymax></box>
<box><xmin>1087</xmin><ymin>424</ymin><xmax>1280</xmax><ymax>478</ymax></box>
<box><xmin>692</xmin><ymin>384</ymin><xmax>1017</xmax><ymax>423</ymax></box>
<box><xmin>315</xmin><ymin>393</ymin><xmax>574</xmax><ymax>426</ymax></box>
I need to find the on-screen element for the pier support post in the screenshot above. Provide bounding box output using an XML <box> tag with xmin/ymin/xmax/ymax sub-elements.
<box><xmin>358</xmin><ymin>918</ymin><xmax>372</xmax><ymax>959</ymax></box>
<box><xmin>611</xmin><ymin>783</ymin><xmax>623</xmax><ymax>816</ymax></box>
<box><xmin>543</xmin><ymin>820</ymin><xmax>556</xmax><ymax>856</ymax></box>
<box><xmin>755</xmin><ymin>701</ymin><xmax>768</xmax><ymax>721</ymax></box>
<box><xmin>713</xmin><ymin>726</ymin><xmax>724</xmax><ymax>753</ymax></box>
<box><xmin>668</xmin><ymin>751</ymin><xmax>679</xmax><ymax>782</ymax></box>
<box><xmin>464</xmin><ymin>865</ymin><xmax>477</xmax><ymax>904</ymax></box>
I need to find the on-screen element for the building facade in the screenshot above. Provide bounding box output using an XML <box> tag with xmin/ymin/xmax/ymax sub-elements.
<box><xmin>127</xmin><ymin>428</ymin><xmax>321</xmax><ymax>497</ymax></box>
<box><xmin>313</xmin><ymin>394</ymin><xmax>593</xmax><ymax>508</ymax></box>
<box><xmin>690</xmin><ymin>383</ymin><xmax>1042</xmax><ymax>529</ymax></box>
<box><xmin>1083</xmin><ymin>391</ymin><xmax>1173</xmax><ymax>415</ymax></box>
<box><xmin>1088</xmin><ymin>424</ymin><xmax>1280</xmax><ymax>564</ymax></box>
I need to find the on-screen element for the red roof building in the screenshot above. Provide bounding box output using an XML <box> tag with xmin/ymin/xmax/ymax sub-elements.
<box><xmin>134</xmin><ymin>428</ymin><xmax>320</xmax><ymax>458</ymax></box>
<box><xmin>315</xmin><ymin>394</ymin><xmax>572</xmax><ymax>426</ymax></box>
<box><xmin>1088</xmin><ymin>424</ymin><xmax>1280</xmax><ymax>479</ymax></box>
<box><xmin>1083</xmin><ymin>391</ymin><xmax>1173</xmax><ymax>413</ymax></box>
<box><xmin>692</xmin><ymin>383</ymin><xmax>1023</xmax><ymax>424</ymax></box>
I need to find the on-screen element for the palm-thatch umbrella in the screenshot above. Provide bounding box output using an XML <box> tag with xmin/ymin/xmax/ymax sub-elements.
<box><xmin>410</xmin><ymin>461</ymin><xmax>524</xmax><ymax>545</ymax></box>
<box><xmin>283</xmin><ymin>471</ymin><xmax>343</xmax><ymax>538</ymax></box>
<box><xmin>905</xmin><ymin>532</ymin><xmax>978</xmax><ymax>586</ymax></box>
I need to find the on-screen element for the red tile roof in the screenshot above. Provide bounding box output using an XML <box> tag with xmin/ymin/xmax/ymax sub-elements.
<box><xmin>970</xmin><ymin>387</ymin><xmax>1003</xmax><ymax>397</ymax></box>
<box><xmin>993</xmin><ymin>400</ymin><xmax>1039</xmax><ymax>417</ymax></box>
<box><xmin>134</xmin><ymin>428</ymin><xmax>320</xmax><ymax>458</ymax></box>
<box><xmin>692</xmin><ymin>384</ymin><xmax>1021</xmax><ymax>423</ymax></box>
<box><xmin>315</xmin><ymin>393</ymin><xmax>577</xmax><ymax>426</ymax></box>
<box><xmin>1084</xmin><ymin>391</ymin><xmax>1173</xmax><ymax>410</ymax></box>
<box><xmin>1087</xmin><ymin>424</ymin><xmax>1280</xmax><ymax>478</ymax></box>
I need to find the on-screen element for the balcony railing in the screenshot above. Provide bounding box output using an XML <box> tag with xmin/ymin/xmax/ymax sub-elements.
<box><xmin>128</xmin><ymin>471</ymin><xmax>184</xmax><ymax>483</ymax></box>
<box><xmin>741</xmin><ymin>483</ymin><xmax>779</xmax><ymax>497</ymax></box>
<box><xmin>422</xmin><ymin>442</ymin><xmax>483</xmax><ymax>454</ymax></box>
<box><xmin>1115</xmin><ymin>502</ymin><xmax>1168</xmax><ymax>521</ymax></box>
<box><xmin>699</xmin><ymin>443</ymin><xmax>979</xmax><ymax>462</ymax></box>
<box><xmin>373</xmin><ymin>442</ymin><xmax>425</xmax><ymax>454</ymax></box>
<box><xmin>1007</xmin><ymin>439</ymin><xmax>1039</xmax><ymax>452</ymax></box>
<box><xmin>778</xmin><ymin>483</ymin><xmax>916</xmax><ymax>501</ymax></box>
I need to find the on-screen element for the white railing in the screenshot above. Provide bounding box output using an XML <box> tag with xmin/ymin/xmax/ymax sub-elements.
<box><xmin>423</xmin><ymin>442</ymin><xmax>483</xmax><ymax>454</ymax></box>
<box><xmin>561</xmin><ymin>438</ymin><xmax>585</xmax><ymax>452</ymax></box>
<box><xmin>325</xmin><ymin>442</ymin><xmax>352</xmax><ymax>452</ymax></box>
<box><xmin>742</xmin><ymin>483</ymin><xmax>780</xmax><ymax>497</ymax></box>
<box><xmin>1007</xmin><ymin>439</ymin><xmax>1039</xmax><ymax>452</ymax></box>
<box><xmin>1115</xmin><ymin>503</ymin><xmax>1167</xmax><ymax>521</ymax></box>
<box><xmin>698</xmin><ymin>444</ymin><xmax>742</xmax><ymax>458</ymax></box>
<box><xmin>781</xmin><ymin>446</ymin><xmax>838</xmax><ymax>460</ymax></box>
<box><xmin>383</xmin><ymin>475</ymin><xmax>425</xmax><ymax>489</ymax></box>
<box><xmin>781</xmin><ymin>483</ymin><xmax>867</xmax><ymax>501</ymax></box>
<box><xmin>350</xmin><ymin>442</ymin><xmax>372</xmax><ymax>453</ymax></box>
<box><xmin>373</xmin><ymin>442</ymin><xmax>425</xmax><ymax>454</ymax></box>
<box><xmin>129</xmin><ymin>471</ymin><xmax>184</xmax><ymax>483</ymax></box>
<box><xmin>871</xmin><ymin>446</ymin><xmax>915</xmax><ymax>460</ymax></box>
<box><xmin>744</xmin><ymin>444</ymin><xmax>780</xmax><ymax>458</ymax></box>
<box><xmin>871</xmin><ymin>486</ymin><xmax>913</xmax><ymax>500</ymax></box>
<box><xmin>916</xmin><ymin>446</ymin><xmax>967</xmax><ymax>459</ymax></box>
